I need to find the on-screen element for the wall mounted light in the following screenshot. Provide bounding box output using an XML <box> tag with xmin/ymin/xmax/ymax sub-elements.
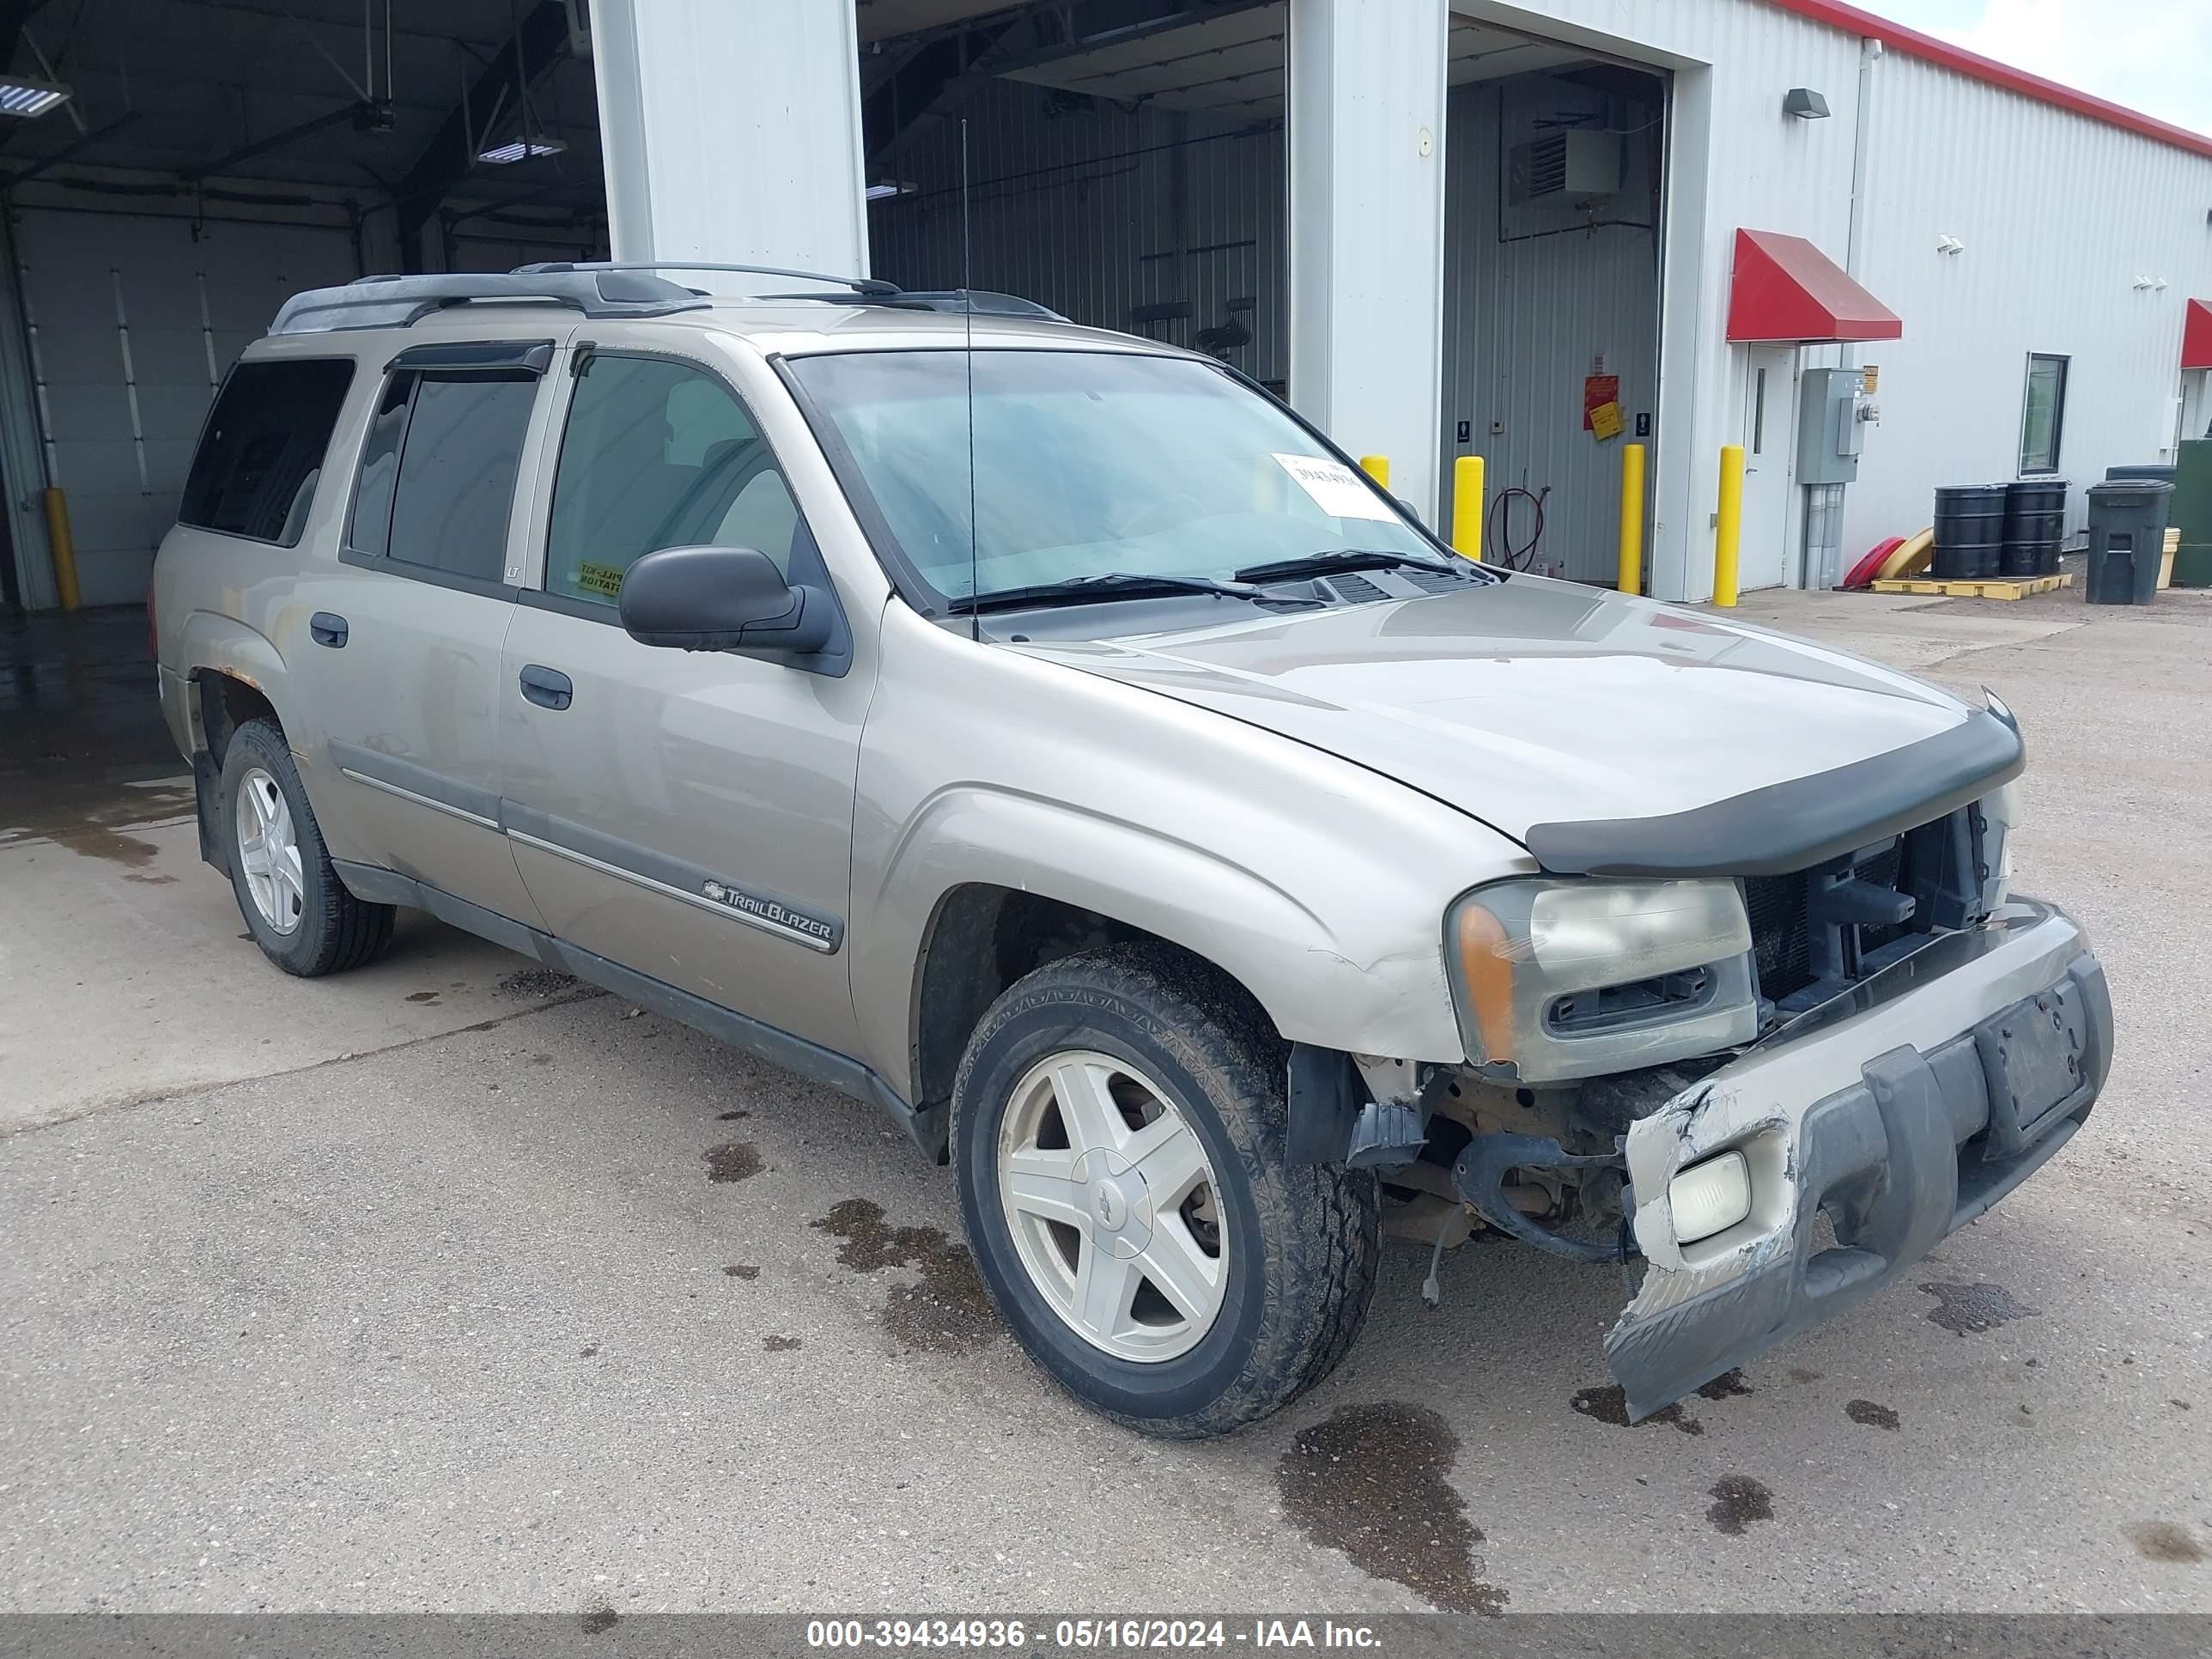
<box><xmin>1936</xmin><ymin>235</ymin><xmax>1966</xmax><ymax>255</ymax></box>
<box><xmin>1784</xmin><ymin>88</ymin><xmax>1831</xmax><ymax>119</ymax></box>
<box><xmin>865</xmin><ymin>180</ymin><xmax>918</xmax><ymax>202</ymax></box>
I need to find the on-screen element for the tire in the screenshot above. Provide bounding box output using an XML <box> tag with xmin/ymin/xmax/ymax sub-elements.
<box><xmin>950</xmin><ymin>942</ymin><xmax>1380</xmax><ymax>1437</ymax></box>
<box><xmin>222</xmin><ymin>719</ymin><xmax>394</xmax><ymax>977</ymax></box>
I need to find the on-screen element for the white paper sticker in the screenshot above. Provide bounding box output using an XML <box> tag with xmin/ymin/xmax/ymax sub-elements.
<box><xmin>1271</xmin><ymin>453</ymin><xmax>1398</xmax><ymax>521</ymax></box>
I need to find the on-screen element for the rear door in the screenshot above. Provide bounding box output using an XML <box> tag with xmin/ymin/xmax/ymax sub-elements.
<box><xmin>298</xmin><ymin>338</ymin><xmax>561</xmax><ymax>926</ymax></box>
<box><xmin>496</xmin><ymin>331</ymin><xmax>868</xmax><ymax>1054</ymax></box>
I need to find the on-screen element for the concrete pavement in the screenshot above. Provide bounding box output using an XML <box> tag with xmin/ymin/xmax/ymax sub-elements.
<box><xmin>3</xmin><ymin>588</ymin><xmax>2209</xmax><ymax>1615</ymax></box>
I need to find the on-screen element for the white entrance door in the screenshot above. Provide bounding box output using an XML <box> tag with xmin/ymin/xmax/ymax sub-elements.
<box><xmin>1738</xmin><ymin>345</ymin><xmax>1797</xmax><ymax>591</ymax></box>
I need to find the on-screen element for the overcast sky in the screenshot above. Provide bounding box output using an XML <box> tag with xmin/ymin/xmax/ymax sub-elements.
<box><xmin>1858</xmin><ymin>0</ymin><xmax>2211</xmax><ymax>137</ymax></box>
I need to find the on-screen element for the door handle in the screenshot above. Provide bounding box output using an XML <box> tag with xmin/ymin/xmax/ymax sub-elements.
<box><xmin>309</xmin><ymin>611</ymin><xmax>349</xmax><ymax>647</ymax></box>
<box><xmin>519</xmin><ymin>664</ymin><xmax>574</xmax><ymax>711</ymax></box>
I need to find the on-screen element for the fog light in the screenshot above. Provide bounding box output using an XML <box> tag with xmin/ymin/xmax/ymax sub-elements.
<box><xmin>1669</xmin><ymin>1150</ymin><xmax>1751</xmax><ymax>1243</ymax></box>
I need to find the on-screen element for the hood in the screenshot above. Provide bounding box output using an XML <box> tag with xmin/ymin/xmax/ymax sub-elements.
<box><xmin>1018</xmin><ymin>577</ymin><xmax>1978</xmax><ymax>858</ymax></box>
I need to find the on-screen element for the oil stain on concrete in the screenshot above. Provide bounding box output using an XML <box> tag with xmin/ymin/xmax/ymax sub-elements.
<box><xmin>1276</xmin><ymin>1402</ymin><xmax>1505</xmax><ymax>1616</ymax></box>
<box><xmin>724</xmin><ymin>1264</ymin><xmax>760</xmax><ymax>1280</ymax></box>
<box><xmin>2128</xmin><ymin>1522</ymin><xmax>2206</xmax><ymax>1565</ymax></box>
<box><xmin>1695</xmin><ymin>1369</ymin><xmax>1753</xmax><ymax>1401</ymax></box>
<box><xmin>703</xmin><ymin>1142</ymin><xmax>763</xmax><ymax>1183</ymax></box>
<box><xmin>811</xmin><ymin>1198</ymin><xmax>996</xmax><ymax>1353</ymax></box>
<box><xmin>1571</xmin><ymin>1383</ymin><xmax>1704</xmax><ymax>1437</ymax></box>
<box><xmin>1917</xmin><ymin>1280</ymin><xmax>2039</xmax><ymax>1336</ymax></box>
<box><xmin>763</xmin><ymin>1334</ymin><xmax>803</xmax><ymax>1353</ymax></box>
<box><xmin>1705</xmin><ymin>1476</ymin><xmax>1775</xmax><ymax>1536</ymax></box>
<box><xmin>1844</xmin><ymin>1399</ymin><xmax>1901</xmax><ymax>1431</ymax></box>
<box><xmin>580</xmin><ymin>1600</ymin><xmax>619</xmax><ymax>1634</ymax></box>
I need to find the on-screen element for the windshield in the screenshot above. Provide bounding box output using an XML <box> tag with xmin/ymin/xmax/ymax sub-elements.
<box><xmin>785</xmin><ymin>349</ymin><xmax>1442</xmax><ymax>608</ymax></box>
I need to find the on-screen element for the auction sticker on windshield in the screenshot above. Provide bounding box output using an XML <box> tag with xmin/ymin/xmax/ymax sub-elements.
<box><xmin>1272</xmin><ymin>453</ymin><xmax>1398</xmax><ymax>521</ymax></box>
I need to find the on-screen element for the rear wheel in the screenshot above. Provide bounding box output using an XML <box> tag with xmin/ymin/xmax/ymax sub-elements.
<box><xmin>222</xmin><ymin>719</ymin><xmax>393</xmax><ymax>976</ymax></box>
<box><xmin>951</xmin><ymin>943</ymin><xmax>1379</xmax><ymax>1437</ymax></box>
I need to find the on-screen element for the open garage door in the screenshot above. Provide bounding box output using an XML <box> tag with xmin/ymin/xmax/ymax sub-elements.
<box><xmin>860</xmin><ymin>2</ymin><xmax>1288</xmax><ymax>394</ymax></box>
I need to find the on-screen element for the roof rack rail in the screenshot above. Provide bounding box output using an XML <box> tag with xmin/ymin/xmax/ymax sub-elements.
<box><xmin>757</xmin><ymin>289</ymin><xmax>1067</xmax><ymax>320</ymax></box>
<box><xmin>270</xmin><ymin>269</ymin><xmax>711</xmax><ymax>336</ymax></box>
<box><xmin>516</xmin><ymin>259</ymin><xmax>903</xmax><ymax>297</ymax></box>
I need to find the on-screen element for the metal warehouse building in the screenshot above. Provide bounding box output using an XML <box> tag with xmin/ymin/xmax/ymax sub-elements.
<box><xmin>2</xmin><ymin>0</ymin><xmax>2209</xmax><ymax>612</ymax></box>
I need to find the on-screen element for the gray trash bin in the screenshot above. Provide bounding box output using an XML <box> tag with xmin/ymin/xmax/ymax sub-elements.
<box><xmin>2083</xmin><ymin>479</ymin><xmax>2172</xmax><ymax>605</ymax></box>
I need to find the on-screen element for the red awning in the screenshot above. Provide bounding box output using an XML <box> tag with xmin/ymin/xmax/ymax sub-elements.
<box><xmin>1727</xmin><ymin>228</ymin><xmax>1904</xmax><ymax>344</ymax></box>
<box><xmin>2185</xmin><ymin>300</ymin><xmax>2212</xmax><ymax>370</ymax></box>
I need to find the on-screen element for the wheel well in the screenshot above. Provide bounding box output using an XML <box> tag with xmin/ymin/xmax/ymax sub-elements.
<box><xmin>197</xmin><ymin>671</ymin><xmax>279</xmax><ymax>764</ymax></box>
<box><xmin>909</xmin><ymin>885</ymin><xmax>1273</xmax><ymax>1153</ymax></box>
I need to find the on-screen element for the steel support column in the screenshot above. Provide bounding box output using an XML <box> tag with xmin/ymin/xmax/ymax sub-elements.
<box><xmin>591</xmin><ymin>0</ymin><xmax>870</xmax><ymax>284</ymax></box>
<box><xmin>1286</xmin><ymin>0</ymin><xmax>1449</xmax><ymax>523</ymax></box>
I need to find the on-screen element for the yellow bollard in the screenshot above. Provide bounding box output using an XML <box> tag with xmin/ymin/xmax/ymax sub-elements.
<box><xmin>44</xmin><ymin>486</ymin><xmax>81</xmax><ymax>612</ymax></box>
<box><xmin>1451</xmin><ymin>455</ymin><xmax>1485</xmax><ymax>561</ymax></box>
<box><xmin>1615</xmin><ymin>443</ymin><xmax>1645</xmax><ymax>595</ymax></box>
<box><xmin>1358</xmin><ymin>454</ymin><xmax>1390</xmax><ymax>489</ymax></box>
<box><xmin>1713</xmin><ymin>445</ymin><xmax>1745</xmax><ymax>607</ymax></box>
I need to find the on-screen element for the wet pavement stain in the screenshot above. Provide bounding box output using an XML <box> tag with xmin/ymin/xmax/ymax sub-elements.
<box><xmin>2128</xmin><ymin>1522</ymin><xmax>2206</xmax><ymax>1565</ymax></box>
<box><xmin>1788</xmin><ymin>1367</ymin><xmax>1823</xmax><ymax>1384</ymax></box>
<box><xmin>763</xmin><ymin>1334</ymin><xmax>803</xmax><ymax>1353</ymax></box>
<box><xmin>405</xmin><ymin>991</ymin><xmax>440</xmax><ymax>1004</ymax></box>
<box><xmin>1705</xmin><ymin>1476</ymin><xmax>1775</xmax><ymax>1536</ymax></box>
<box><xmin>810</xmin><ymin>1198</ymin><xmax>998</xmax><ymax>1353</ymax></box>
<box><xmin>1571</xmin><ymin>1383</ymin><xmax>1704</xmax><ymax>1437</ymax></box>
<box><xmin>703</xmin><ymin>1142</ymin><xmax>763</xmax><ymax>1183</ymax></box>
<box><xmin>724</xmin><ymin>1264</ymin><xmax>760</xmax><ymax>1279</ymax></box>
<box><xmin>2172</xmin><ymin>1399</ymin><xmax>2191</xmax><ymax>1411</ymax></box>
<box><xmin>499</xmin><ymin>968</ymin><xmax>579</xmax><ymax>1000</ymax></box>
<box><xmin>717</xmin><ymin>1109</ymin><xmax>750</xmax><ymax>1121</ymax></box>
<box><xmin>579</xmin><ymin>1345</ymin><xmax>599</xmax><ymax>1358</ymax></box>
<box><xmin>1695</xmin><ymin>1370</ymin><xmax>1754</xmax><ymax>1401</ymax></box>
<box><xmin>1276</xmin><ymin>1402</ymin><xmax>1505</xmax><ymax>1616</ymax></box>
<box><xmin>580</xmin><ymin>1601</ymin><xmax>619</xmax><ymax>1635</ymax></box>
<box><xmin>123</xmin><ymin>872</ymin><xmax>175</xmax><ymax>884</ymax></box>
<box><xmin>1918</xmin><ymin>1280</ymin><xmax>2040</xmax><ymax>1336</ymax></box>
<box><xmin>1844</xmin><ymin>1399</ymin><xmax>1901</xmax><ymax>1431</ymax></box>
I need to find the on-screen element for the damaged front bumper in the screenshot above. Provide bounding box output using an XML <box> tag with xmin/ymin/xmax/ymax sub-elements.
<box><xmin>1607</xmin><ymin>896</ymin><xmax>2110</xmax><ymax>1419</ymax></box>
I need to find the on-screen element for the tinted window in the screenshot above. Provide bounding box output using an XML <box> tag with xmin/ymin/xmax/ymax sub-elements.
<box><xmin>545</xmin><ymin>355</ymin><xmax>796</xmax><ymax>605</ymax></box>
<box><xmin>2020</xmin><ymin>354</ymin><xmax>2068</xmax><ymax>476</ymax></box>
<box><xmin>179</xmin><ymin>358</ymin><xmax>356</xmax><ymax>545</ymax></box>
<box><xmin>347</xmin><ymin>370</ymin><xmax>537</xmax><ymax>583</ymax></box>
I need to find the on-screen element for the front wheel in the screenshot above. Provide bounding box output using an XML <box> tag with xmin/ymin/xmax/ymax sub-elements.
<box><xmin>950</xmin><ymin>944</ymin><xmax>1379</xmax><ymax>1437</ymax></box>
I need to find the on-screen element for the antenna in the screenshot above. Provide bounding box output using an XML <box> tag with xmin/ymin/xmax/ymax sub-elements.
<box><xmin>962</xmin><ymin>117</ymin><xmax>979</xmax><ymax>642</ymax></box>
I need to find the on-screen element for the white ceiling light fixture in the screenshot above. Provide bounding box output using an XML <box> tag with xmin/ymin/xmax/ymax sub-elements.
<box><xmin>478</xmin><ymin>136</ymin><xmax>568</xmax><ymax>166</ymax></box>
<box><xmin>0</xmin><ymin>73</ymin><xmax>72</xmax><ymax>119</ymax></box>
<box><xmin>865</xmin><ymin>179</ymin><xmax>916</xmax><ymax>201</ymax></box>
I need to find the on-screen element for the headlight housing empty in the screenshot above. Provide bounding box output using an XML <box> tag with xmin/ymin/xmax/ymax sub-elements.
<box><xmin>1446</xmin><ymin>878</ymin><xmax>1760</xmax><ymax>1082</ymax></box>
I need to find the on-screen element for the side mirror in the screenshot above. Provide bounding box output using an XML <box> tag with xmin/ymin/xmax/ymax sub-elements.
<box><xmin>617</xmin><ymin>544</ymin><xmax>836</xmax><ymax>655</ymax></box>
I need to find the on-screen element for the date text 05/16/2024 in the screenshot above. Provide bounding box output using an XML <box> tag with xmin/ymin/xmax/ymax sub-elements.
<box><xmin>805</xmin><ymin>1620</ymin><xmax>1385</xmax><ymax>1650</ymax></box>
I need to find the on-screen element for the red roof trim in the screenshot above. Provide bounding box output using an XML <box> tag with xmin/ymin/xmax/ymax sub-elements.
<box><xmin>1729</xmin><ymin>228</ymin><xmax>1904</xmax><ymax>344</ymax></box>
<box><xmin>2185</xmin><ymin>301</ymin><xmax>2212</xmax><ymax>372</ymax></box>
<box><xmin>1763</xmin><ymin>0</ymin><xmax>2212</xmax><ymax>163</ymax></box>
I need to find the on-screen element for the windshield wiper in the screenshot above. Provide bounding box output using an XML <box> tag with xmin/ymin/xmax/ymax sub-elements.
<box><xmin>950</xmin><ymin>572</ymin><xmax>1322</xmax><ymax>616</ymax></box>
<box><xmin>1232</xmin><ymin>550</ymin><xmax>1466</xmax><ymax>584</ymax></box>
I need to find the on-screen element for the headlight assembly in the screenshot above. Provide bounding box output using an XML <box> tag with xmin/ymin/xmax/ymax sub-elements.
<box><xmin>1446</xmin><ymin>878</ymin><xmax>1760</xmax><ymax>1082</ymax></box>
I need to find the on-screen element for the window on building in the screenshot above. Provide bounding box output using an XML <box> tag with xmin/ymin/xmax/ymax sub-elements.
<box><xmin>179</xmin><ymin>359</ymin><xmax>356</xmax><ymax>546</ymax></box>
<box><xmin>544</xmin><ymin>354</ymin><xmax>799</xmax><ymax>605</ymax></box>
<box><xmin>347</xmin><ymin>369</ymin><xmax>538</xmax><ymax>583</ymax></box>
<box><xmin>2020</xmin><ymin>354</ymin><xmax>2069</xmax><ymax>476</ymax></box>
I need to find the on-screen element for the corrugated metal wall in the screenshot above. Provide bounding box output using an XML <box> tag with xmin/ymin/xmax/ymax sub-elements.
<box><xmin>12</xmin><ymin>209</ymin><xmax>357</xmax><ymax>608</ymax></box>
<box><xmin>866</xmin><ymin>80</ymin><xmax>1288</xmax><ymax>389</ymax></box>
<box><xmin>1438</xmin><ymin>74</ymin><xmax>1662</xmax><ymax>580</ymax></box>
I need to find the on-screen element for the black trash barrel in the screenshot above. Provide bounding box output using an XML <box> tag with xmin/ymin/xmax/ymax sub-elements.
<box><xmin>2106</xmin><ymin>464</ymin><xmax>2176</xmax><ymax>484</ymax></box>
<box><xmin>2083</xmin><ymin>479</ymin><xmax>2172</xmax><ymax>605</ymax></box>
<box><xmin>1933</xmin><ymin>484</ymin><xmax>2007</xmax><ymax>579</ymax></box>
<box><xmin>2003</xmin><ymin>479</ymin><xmax>2067</xmax><ymax>577</ymax></box>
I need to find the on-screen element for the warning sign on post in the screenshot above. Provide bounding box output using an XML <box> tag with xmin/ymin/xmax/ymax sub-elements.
<box><xmin>1589</xmin><ymin>401</ymin><xmax>1624</xmax><ymax>441</ymax></box>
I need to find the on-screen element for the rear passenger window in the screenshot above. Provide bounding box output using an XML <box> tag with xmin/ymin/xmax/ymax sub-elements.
<box><xmin>346</xmin><ymin>369</ymin><xmax>538</xmax><ymax>584</ymax></box>
<box><xmin>179</xmin><ymin>359</ymin><xmax>356</xmax><ymax>546</ymax></box>
<box><xmin>544</xmin><ymin>355</ymin><xmax>798</xmax><ymax>605</ymax></box>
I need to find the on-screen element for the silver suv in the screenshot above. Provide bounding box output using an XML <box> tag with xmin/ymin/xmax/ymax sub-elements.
<box><xmin>152</xmin><ymin>264</ymin><xmax>2112</xmax><ymax>1437</ymax></box>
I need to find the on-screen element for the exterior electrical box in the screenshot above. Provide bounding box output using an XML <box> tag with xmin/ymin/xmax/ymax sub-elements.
<box><xmin>1798</xmin><ymin>367</ymin><xmax>1872</xmax><ymax>485</ymax></box>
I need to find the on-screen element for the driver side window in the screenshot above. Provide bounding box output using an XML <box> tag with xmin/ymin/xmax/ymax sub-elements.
<box><xmin>544</xmin><ymin>353</ymin><xmax>795</xmax><ymax>605</ymax></box>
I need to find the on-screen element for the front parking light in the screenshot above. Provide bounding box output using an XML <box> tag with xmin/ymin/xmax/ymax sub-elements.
<box><xmin>1669</xmin><ymin>1149</ymin><xmax>1752</xmax><ymax>1244</ymax></box>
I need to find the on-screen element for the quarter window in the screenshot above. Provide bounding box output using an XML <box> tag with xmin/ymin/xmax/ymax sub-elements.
<box><xmin>347</xmin><ymin>369</ymin><xmax>538</xmax><ymax>583</ymax></box>
<box><xmin>2020</xmin><ymin>354</ymin><xmax>2069</xmax><ymax>475</ymax></box>
<box><xmin>179</xmin><ymin>358</ymin><xmax>356</xmax><ymax>546</ymax></box>
<box><xmin>544</xmin><ymin>354</ymin><xmax>798</xmax><ymax>605</ymax></box>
